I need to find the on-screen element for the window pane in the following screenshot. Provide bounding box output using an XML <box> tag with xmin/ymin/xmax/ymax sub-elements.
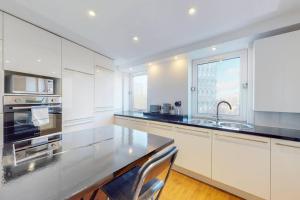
<box><xmin>197</xmin><ymin>57</ymin><xmax>240</xmax><ymax>116</ymax></box>
<box><xmin>133</xmin><ymin>75</ymin><xmax>148</xmax><ymax>110</ymax></box>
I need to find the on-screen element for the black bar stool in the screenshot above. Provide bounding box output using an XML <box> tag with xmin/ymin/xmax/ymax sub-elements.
<box><xmin>101</xmin><ymin>146</ymin><xmax>178</xmax><ymax>200</ymax></box>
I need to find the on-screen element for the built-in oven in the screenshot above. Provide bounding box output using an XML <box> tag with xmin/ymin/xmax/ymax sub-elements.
<box><xmin>3</xmin><ymin>95</ymin><xmax>62</xmax><ymax>143</ymax></box>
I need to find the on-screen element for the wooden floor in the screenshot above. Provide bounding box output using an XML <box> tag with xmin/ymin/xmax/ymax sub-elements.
<box><xmin>160</xmin><ymin>170</ymin><xmax>243</xmax><ymax>200</ymax></box>
<box><xmin>80</xmin><ymin>170</ymin><xmax>243</xmax><ymax>200</ymax></box>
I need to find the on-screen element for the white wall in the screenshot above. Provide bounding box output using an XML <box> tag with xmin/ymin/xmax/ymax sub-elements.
<box><xmin>254</xmin><ymin>112</ymin><xmax>300</xmax><ymax>129</ymax></box>
<box><xmin>147</xmin><ymin>58</ymin><xmax>188</xmax><ymax>114</ymax></box>
<box><xmin>138</xmin><ymin>35</ymin><xmax>300</xmax><ymax>129</ymax></box>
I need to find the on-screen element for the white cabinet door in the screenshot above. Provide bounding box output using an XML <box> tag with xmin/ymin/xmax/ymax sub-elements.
<box><xmin>175</xmin><ymin>125</ymin><xmax>212</xmax><ymax>178</ymax></box>
<box><xmin>62</xmin><ymin>69</ymin><xmax>94</xmax><ymax>123</ymax></box>
<box><xmin>114</xmin><ymin>117</ymin><xmax>148</xmax><ymax>132</ymax></box>
<box><xmin>63</xmin><ymin>119</ymin><xmax>94</xmax><ymax>133</ymax></box>
<box><xmin>94</xmin><ymin>53</ymin><xmax>113</xmax><ymax>70</ymax></box>
<box><xmin>254</xmin><ymin>30</ymin><xmax>300</xmax><ymax>113</ymax></box>
<box><xmin>127</xmin><ymin>118</ymin><xmax>148</xmax><ymax>132</ymax></box>
<box><xmin>62</xmin><ymin>39</ymin><xmax>94</xmax><ymax>74</ymax></box>
<box><xmin>94</xmin><ymin>66</ymin><xmax>114</xmax><ymax>110</ymax></box>
<box><xmin>212</xmin><ymin>131</ymin><xmax>270</xmax><ymax>200</ymax></box>
<box><xmin>3</xmin><ymin>14</ymin><xmax>61</xmax><ymax>78</ymax></box>
<box><xmin>114</xmin><ymin>116</ymin><xmax>130</xmax><ymax>127</ymax></box>
<box><xmin>271</xmin><ymin>139</ymin><xmax>300</xmax><ymax>200</ymax></box>
<box><xmin>147</xmin><ymin>121</ymin><xmax>175</xmax><ymax>140</ymax></box>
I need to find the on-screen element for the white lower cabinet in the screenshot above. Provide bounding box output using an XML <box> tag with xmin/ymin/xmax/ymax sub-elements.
<box><xmin>147</xmin><ymin>121</ymin><xmax>174</xmax><ymax>139</ymax></box>
<box><xmin>174</xmin><ymin>125</ymin><xmax>211</xmax><ymax>178</ymax></box>
<box><xmin>113</xmin><ymin>116</ymin><xmax>300</xmax><ymax>200</ymax></box>
<box><xmin>114</xmin><ymin>116</ymin><xmax>148</xmax><ymax>132</ymax></box>
<box><xmin>114</xmin><ymin>116</ymin><xmax>131</xmax><ymax>127</ymax></box>
<box><xmin>212</xmin><ymin>131</ymin><xmax>270</xmax><ymax>200</ymax></box>
<box><xmin>127</xmin><ymin>119</ymin><xmax>148</xmax><ymax>132</ymax></box>
<box><xmin>271</xmin><ymin>139</ymin><xmax>300</xmax><ymax>200</ymax></box>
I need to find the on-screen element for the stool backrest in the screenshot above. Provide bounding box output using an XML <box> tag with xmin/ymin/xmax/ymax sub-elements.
<box><xmin>132</xmin><ymin>146</ymin><xmax>178</xmax><ymax>200</ymax></box>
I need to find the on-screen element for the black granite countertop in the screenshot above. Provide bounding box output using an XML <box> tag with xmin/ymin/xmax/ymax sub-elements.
<box><xmin>115</xmin><ymin>112</ymin><xmax>300</xmax><ymax>142</ymax></box>
<box><xmin>0</xmin><ymin>126</ymin><xmax>173</xmax><ymax>200</ymax></box>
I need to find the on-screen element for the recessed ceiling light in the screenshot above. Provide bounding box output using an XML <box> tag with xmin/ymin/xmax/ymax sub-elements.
<box><xmin>188</xmin><ymin>7</ymin><xmax>197</xmax><ymax>15</ymax></box>
<box><xmin>174</xmin><ymin>56</ymin><xmax>178</xmax><ymax>60</ymax></box>
<box><xmin>132</xmin><ymin>36</ymin><xmax>139</xmax><ymax>42</ymax></box>
<box><xmin>88</xmin><ymin>10</ymin><xmax>96</xmax><ymax>17</ymax></box>
<box><xmin>212</xmin><ymin>46</ymin><xmax>217</xmax><ymax>51</ymax></box>
<box><xmin>129</xmin><ymin>67</ymin><xmax>133</xmax><ymax>71</ymax></box>
<box><xmin>148</xmin><ymin>63</ymin><xmax>152</xmax><ymax>66</ymax></box>
<box><xmin>37</xmin><ymin>59</ymin><xmax>42</xmax><ymax>62</ymax></box>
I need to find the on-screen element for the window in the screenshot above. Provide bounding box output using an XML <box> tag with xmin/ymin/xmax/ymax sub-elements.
<box><xmin>131</xmin><ymin>74</ymin><xmax>148</xmax><ymax>111</ymax></box>
<box><xmin>192</xmin><ymin>51</ymin><xmax>247</xmax><ymax>121</ymax></box>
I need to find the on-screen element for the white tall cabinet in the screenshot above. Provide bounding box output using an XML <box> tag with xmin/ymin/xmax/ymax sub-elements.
<box><xmin>3</xmin><ymin>14</ymin><xmax>61</xmax><ymax>78</ymax></box>
<box><xmin>212</xmin><ymin>131</ymin><xmax>270</xmax><ymax>200</ymax></box>
<box><xmin>62</xmin><ymin>40</ymin><xmax>95</xmax><ymax>131</ymax></box>
<box><xmin>271</xmin><ymin>139</ymin><xmax>300</xmax><ymax>200</ymax></box>
<box><xmin>62</xmin><ymin>39</ymin><xmax>94</xmax><ymax>74</ymax></box>
<box><xmin>254</xmin><ymin>30</ymin><xmax>300</xmax><ymax>113</ymax></box>
<box><xmin>94</xmin><ymin>66</ymin><xmax>114</xmax><ymax>111</ymax></box>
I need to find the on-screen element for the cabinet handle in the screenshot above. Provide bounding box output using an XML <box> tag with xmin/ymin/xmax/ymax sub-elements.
<box><xmin>275</xmin><ymin>143</ymin><xmax>300</xmax><ymax>149</ymax></box>
<box><xmin>64</xmin><ymin>68</ymin><xmax>94</xmax><ymax>75</ymax></box>
<box><xmin>179</xmin><ymin>130</ymin><xmax>210</xmax><ymax>138</ymax></box>
<box><xmin>176</xmin><ymin>127</ymin><xmax>210</xmax><ymax>137</ymax></box>
<box><xmin>131</xmin><ymin>120</ymin><xmax>146</xmax><ymax>124</ymax></box>
<box><xmin>215</xmin><ymin>134</ymin><xmax>268</xmax><ymax>144</ymax></box>
<box><xmin>149</xmin><ymin>123</ymin><xmax>173</xmax><ymax>130</ymax></box>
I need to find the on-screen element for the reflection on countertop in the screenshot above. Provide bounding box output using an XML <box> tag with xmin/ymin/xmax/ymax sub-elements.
<box><xmin>0</xmin><ymin>125</ymin><xmax>173</xmax><ymax>200</ymax></box>
<box><xmin>115</xmin><ymin>112</ymin><xmax>300</xmax><ymax>142</ymax></box>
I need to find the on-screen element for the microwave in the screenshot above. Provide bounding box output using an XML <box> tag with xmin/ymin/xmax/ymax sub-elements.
<box><xmin>5</xmin><ymin>74</ymin><xmax>54</xmax><ymax>95</ymax></box>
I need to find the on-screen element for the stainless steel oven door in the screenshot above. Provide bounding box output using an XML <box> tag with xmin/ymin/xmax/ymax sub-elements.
<box><xmin>3</xmin><ymin>104</ymin><xmax>62</xmax><ymax>143</ymax></box>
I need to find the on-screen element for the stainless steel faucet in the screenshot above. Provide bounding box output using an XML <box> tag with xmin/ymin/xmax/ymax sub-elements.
<box><xmin>216</xmin><ymin>101</ymin><xmax>232</xmax><ymax>122</ymax></box>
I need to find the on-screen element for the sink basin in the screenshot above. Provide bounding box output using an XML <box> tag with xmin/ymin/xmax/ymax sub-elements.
<box><xmin>218</xmin><ymin>121</ymin><xmax>253</xmax><ymax>130</ymax></box>
<box><xmin>190</xmin><ymin>119</ymin><xmax>216</xmax><ymax>125</ymax></box>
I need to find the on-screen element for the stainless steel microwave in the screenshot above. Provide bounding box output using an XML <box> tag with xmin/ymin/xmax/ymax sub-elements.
<box><xmin>6</xmin><ymin>74</ymin><xmax>54</xmax><ymax>95</ymax></box>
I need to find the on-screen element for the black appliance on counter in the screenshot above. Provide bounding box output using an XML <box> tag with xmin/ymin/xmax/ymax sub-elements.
<box><xmin>143</xmin><ymin>112</ymin><xmax>188</xmax><ymax>121</ymax></box>
<box><xmin>3</xmin><ymin>95</ymin><xmax>62</xmax><ymax>144</ymax></box>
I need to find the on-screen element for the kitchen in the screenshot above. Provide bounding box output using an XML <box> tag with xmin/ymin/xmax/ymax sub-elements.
<box><xmin>1</xmin><ymin>1</ymin><xmax>300</xmax><ymax>200</ymax></box>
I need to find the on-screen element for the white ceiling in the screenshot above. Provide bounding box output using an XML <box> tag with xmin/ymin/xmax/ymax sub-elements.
<box><xmin>1</xmin><ymin>0</ymin><xmax>300</xmax><ymax>66</ymax></box>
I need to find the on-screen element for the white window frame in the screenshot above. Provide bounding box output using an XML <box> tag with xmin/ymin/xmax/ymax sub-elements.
<box><xmin>129</xmin><ymin>71</ymin><xmax>148</xmax><ymax>112</ymax></box>
<box><xmin>191</xmin><ymin>50</ymin><xmax>248</xmax><ymax>121</ymax></box>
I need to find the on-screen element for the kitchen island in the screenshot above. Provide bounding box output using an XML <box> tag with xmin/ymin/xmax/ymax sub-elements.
<box><xmin>0</xmin><ymin>125</ymin><xmax>173</xmax><ymax>200</ymax></box>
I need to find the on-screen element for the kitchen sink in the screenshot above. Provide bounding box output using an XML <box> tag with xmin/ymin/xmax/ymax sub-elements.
<box><xmin>190</xmin><ymin>119</ymin><xmax>217</xmax><ymax>125</ymax></box>
<box><xmin>218</xmin><ymin>121</ymin><xmax>253</xmax><ymax>130</ymax></box>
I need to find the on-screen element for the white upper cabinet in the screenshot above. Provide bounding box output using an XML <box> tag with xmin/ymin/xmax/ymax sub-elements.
<box><xmin>62</xmin><ymin>39</ymin><xmax>94</xmax><ymax>74</ymax></box>
<box><xmin>3</xmin><ymin>14</ymin><xmax>61</xmax><ymax>78</ymax></box>
<box><xmin>94</xmin><ymin>66</ymin><xmax>114</xmax><ymax>110</ymax></box>
<box><xmin>62</xmin><ymin>69</ymin><xmax>94</xmax><ymax>123</ymax></box>
<box><xmin>0</xmin><ymin>12</ymin><xmax>3</xmax><ymax>39</ymax></box>
<box><xmin>212</xmin><ymin>131</ymin><xmax>270</xmax><ymax>200</ymax></box>
<box><xmin>94</xmin><ymin>53</ymin><xmax>113</xmax><ymax>70</ymax></box>
<box><xmin>271</xmin><ymin>139</ymin><xmax>300</xmax><ymax>200</ymax></box>
<box><xmin>254</xmin><ymin>30</ymin><xmax>300</xmax><ymax>113</ymax></box>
